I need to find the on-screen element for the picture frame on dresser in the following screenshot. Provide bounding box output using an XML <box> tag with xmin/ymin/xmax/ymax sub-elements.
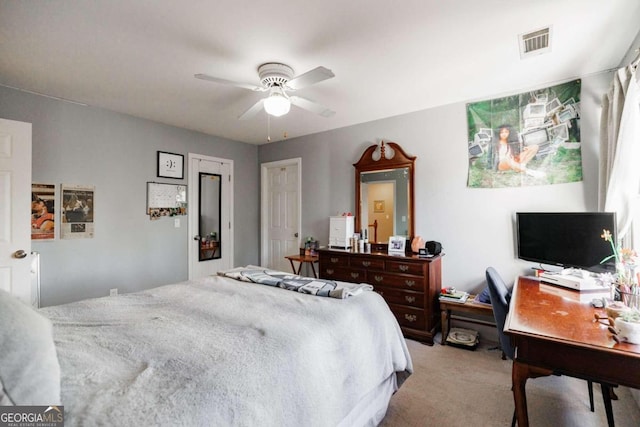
<box><xmin>388</xmin><ymin>235</ymin><xmax>406</xmax><ymax>253</ymax></box>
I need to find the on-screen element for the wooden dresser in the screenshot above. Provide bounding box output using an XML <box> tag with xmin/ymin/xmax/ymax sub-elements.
<box><xmin>318</xmin><ymin>248</ymin><xmax>442</xmax><ymax>345</ymax></box>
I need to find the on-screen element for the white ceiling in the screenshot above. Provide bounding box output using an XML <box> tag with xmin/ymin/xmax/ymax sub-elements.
<box><xmin>1</xmin><ymin>1</ymin><xmax>639</xmax><ymax>144</ymax></box>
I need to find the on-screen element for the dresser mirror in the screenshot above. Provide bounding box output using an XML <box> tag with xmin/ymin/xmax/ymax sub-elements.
<box><xmin>354</xmin><ymin>141</ymin><xmax>416</xmax><ymax>244</ymax></box>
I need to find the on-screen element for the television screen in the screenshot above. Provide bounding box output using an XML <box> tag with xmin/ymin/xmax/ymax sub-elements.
<box><xmin>516</xmin><ymin>212</ymin><xmax>616</xmax><ymax>271</ymax></box>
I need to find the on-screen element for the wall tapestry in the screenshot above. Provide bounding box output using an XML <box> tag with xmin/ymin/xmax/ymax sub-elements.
<box><xmin>31</xmin><ymin>183</ymin><xmax>55</xmax><ymax>240</ymax></box>
<box><xmin>61</xmin><ymin>184</ymin><xmax>94</xmax><ymax>239</ymax></box>
<box><xmin>466</xmin><ymin>79</ymin><xmax>582</xmax><ymax>188</ymax></box>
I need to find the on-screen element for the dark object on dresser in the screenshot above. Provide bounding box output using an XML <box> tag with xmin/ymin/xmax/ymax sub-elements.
<box><xmin>425</xmin><ymin>241</ymin><xmax>442</xmax><ymax>256</ymax></box>
<box><xmin>318</xmin><ymin>248</ymin><xmax>442</xmax><ymax>345</ymax></box>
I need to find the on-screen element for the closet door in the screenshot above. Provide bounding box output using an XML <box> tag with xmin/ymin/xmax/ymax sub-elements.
<box><xmin>261</xmin><ymin>158</ymin><xmax>301</xmax><ymax>272</ymax></box>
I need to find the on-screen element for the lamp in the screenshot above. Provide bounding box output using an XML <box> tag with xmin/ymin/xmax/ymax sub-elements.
<box><xmin>263</xmin><ymin>86</ymin><xmax>291</xmax><ymax>117</ymax></box>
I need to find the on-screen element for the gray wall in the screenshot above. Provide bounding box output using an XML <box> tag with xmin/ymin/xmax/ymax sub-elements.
<box><xmin>259</xmin><ymin>72</ymin><xmax>612</xmax><ymax>293</ymax></box>
<box><xmin>0</xmin><ymin>85</ymin><xmax>260</xmax><ymax>307</ymax></box>
<box><xmin>0</xmin><ymin>71</ymin><xmax>613</xmax><ymax>306</ymax></box>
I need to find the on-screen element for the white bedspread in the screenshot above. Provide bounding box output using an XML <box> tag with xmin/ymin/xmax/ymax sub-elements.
<box><xmin>40</xmin><ymin>274</ymin><xmax>412</xmax><ymax>427</ymax></box>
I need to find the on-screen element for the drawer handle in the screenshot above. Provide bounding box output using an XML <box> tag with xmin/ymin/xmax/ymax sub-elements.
<box><xmin>405</xmin><ymin>296</ymin><xmax>416</xmax><ymax>303</ymax></box>
<box><xmin>405</xmin><ymin>280</ymin><xmax>416</xmax><ymax>287</ymax></box>
<box><xmin>350</xmin><ymin>272</ymin><xmax>360</xmax><ymax>279</ymax></box>
<box><xmin>362</xmin><ymin>261</ymin><xmax>371</xmax><ymax>267</ymax></box>
<box><xmin>399</xmin><ymin>265</ymin><xmax>409</xmax><ymax>272</ymax></box>
<box><xmin>326</xmin><ymin>269</ymin><xmax>334</xmax><ymax>275</ymax></box>
<box><xmin>404</xmin><ymin>314</ymin><xmax>417</xmax><ymax>323</ymax></box>
<box><xmin>330</xmin><ymin>257</ymin><xmax>339</xmax><ymax>263</ymax></box>
<box><xmin>374</xmin><ymin>275</ymin><xmax>384</xmax><ymax>282</ymax></box>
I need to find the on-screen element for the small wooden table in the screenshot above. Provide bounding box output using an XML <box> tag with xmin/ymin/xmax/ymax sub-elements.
<box><xmin>200</xmin><ymin>241</ymin><xmax>219</xmax><ymax>259</ymax></box>
<box><xmin>440</xmin><ymin>294</ymin><xmax>495</xmax><ymax>345</ymax></box>
<box><xmin>285</xmin><ymin>254</ymin><xmax>319</xmax><ymax>278</ymax></box>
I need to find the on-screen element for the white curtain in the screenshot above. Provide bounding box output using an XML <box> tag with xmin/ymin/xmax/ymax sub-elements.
<box><xmin>599</xmin><ymin>64</ymin><xmax>640</xmax><ymax>246</ymax></box>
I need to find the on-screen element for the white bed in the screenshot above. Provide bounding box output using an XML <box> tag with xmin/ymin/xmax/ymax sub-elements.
<box><xmin>30</xmin><ymin>270</ymin><xmax>412</xmax><ymax>426</ymax></box>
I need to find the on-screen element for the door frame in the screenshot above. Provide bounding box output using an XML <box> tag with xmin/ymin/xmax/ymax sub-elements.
<box><xmin>188</xmin><ymin>152</ymin><xmax>234</xmax><ymax>279</ymax></box>
<box><xmin>260</xmin><ymin>158</ymin><xmax>302</xmax><ymax>268</ymax></box>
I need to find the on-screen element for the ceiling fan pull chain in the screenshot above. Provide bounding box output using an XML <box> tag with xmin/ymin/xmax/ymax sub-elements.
<box><xmin>267</xmin><ymin>114</ymin><xmax>271</xmax><ymax>143</ymax></box>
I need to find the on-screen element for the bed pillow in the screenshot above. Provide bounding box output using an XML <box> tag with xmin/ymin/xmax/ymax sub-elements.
<box><xmin>0</xmin><ymin>289</ymin><xmax>61</xmax><ymax>405</ymax></box>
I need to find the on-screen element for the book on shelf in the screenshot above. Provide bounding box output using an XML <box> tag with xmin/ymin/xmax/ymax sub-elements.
<box><xmin>439</xmin><ymin>291</ymin><xmax>469</xmax><ymax>304</ymax></box>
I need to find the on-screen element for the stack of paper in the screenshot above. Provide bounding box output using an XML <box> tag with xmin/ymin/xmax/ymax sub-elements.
<box><xmin>439</xmin><ymin>290</ymin><xmax>469</xmax><ymax>304</ymax></box>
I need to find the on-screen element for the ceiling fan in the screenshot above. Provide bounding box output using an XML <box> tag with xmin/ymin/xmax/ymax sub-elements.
<box><xmin>195</xmin><ymin>63</ymin><xmax>335</xmax><ymax>120</ymax></box>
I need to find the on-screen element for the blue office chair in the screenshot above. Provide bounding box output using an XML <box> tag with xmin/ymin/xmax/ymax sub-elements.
<box><xmin>485</xmin><ymin>267</ymin><xmax>615</xmax><ymax>427</ymax></box>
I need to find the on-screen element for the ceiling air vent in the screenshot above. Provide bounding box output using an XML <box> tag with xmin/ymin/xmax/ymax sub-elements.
<box><xmin>519</xmin><ymin>26</ymin><xmax>552</xmax><ymax>59</ymax></box>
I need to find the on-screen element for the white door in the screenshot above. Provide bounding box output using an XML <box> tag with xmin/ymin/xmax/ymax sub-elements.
<box><xmin>0</xmin><ymin>118</ymin><xmax>32</xmax><ymax>304</ymax></box>
<box><xmin>188</xmin><ymin>153</ymin><xmax>233</xmax><ymax>279</ymax></box>
<box><xmin>261</xmin><ymin>158</ymin><xmax>301</xmax><ymax>271</ymax></box>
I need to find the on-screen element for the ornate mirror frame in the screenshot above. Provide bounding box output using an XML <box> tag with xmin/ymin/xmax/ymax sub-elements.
<box><xmin>354</xmin><ymin>141</ymin><xmax>416</xmax><ymax>243</ymax></box>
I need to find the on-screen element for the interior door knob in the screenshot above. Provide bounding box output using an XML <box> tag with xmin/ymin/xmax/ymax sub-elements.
<box><xmin>13</xmin><ymin>250</ymin><xmax>27</xmax><ymax>259</ymax></box>
<box><xmin>295</xmin><ymin>232</ymin><xmax>299</xmax><ymax>237</ymax></box>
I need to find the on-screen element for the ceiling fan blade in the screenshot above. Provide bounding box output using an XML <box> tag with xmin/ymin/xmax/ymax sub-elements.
<box><xmin>285</xmin><ymin>66</ymin><xmax>335</xmax><ymax>91</ymax></box>
<box><xmin>238</xmin><ymin>98</ymin><xmax>265</xmax><ymax>120</ymax></box>
<box><xmin>289</xmin><ymin>96</ymin><xmax>335</xmax><ymax>117</ymax></box>
<box><xmin>194</xmin><ymin>73</ymin><xmax>266</xmax><ymax>92</ymax></box>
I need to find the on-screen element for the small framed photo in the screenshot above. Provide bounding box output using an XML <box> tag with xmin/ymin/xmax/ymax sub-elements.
<box><xmin>388</xmin><ymin>235</ymin><xmax>406</xmax><ymax>253</ymax></box>
<box><xmin>157</xmin><ymin>151</ymin><xmax>184</xmax><ymax>179</ymax></box>
<box><xmin>374</xmin><ymin>200</ymin><xmax>385</xmax><ymax>213</ymax></box>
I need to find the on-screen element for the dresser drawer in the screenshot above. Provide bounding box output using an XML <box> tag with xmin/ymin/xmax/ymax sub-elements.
<box><xmin>323</xmin><ymin>253</ymin><xmax>351</xmax><ymax>266</ymax></box>
<box><xmin>390</xmin><ymin>304</ymin><xmax>426</xmax><ymax>330</ymax></box>
<box><xmin>374</xmin><ymin>286</ymin><xmax>424</xmax><ymax>308</ymax></box>
<box><xmin>367</xmin><ymin>272</ymin><xmax>423</xmax><ymax>291</ymax></box>
<box><xmin>320</xmin><ymin>266</ymin><xmax>365</xmax><ymax>283</ymax></box>
<box><xmin>385</xmin><ymin>260</ymin><xmax>424</xmax><ymax>275</ymax></box>
<box><xmin>350</xmin><ymin>256</ymin><xmax>384</xmax><ymax>270</ymax></box>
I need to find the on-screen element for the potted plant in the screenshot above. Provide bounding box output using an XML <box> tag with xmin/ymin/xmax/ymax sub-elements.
<box><xmin>612</xmin><ymin>309</ymin><xmax>640</xmax><ymax>344</ymax></box>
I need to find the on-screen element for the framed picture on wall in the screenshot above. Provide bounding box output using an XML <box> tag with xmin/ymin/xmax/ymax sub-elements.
<box><xmin>374</xmin><ymin>200</ymin><xmax>385</xmax><ymax>213</ymax></box>
<box><xmin>157</xmin><ymin>151</ymin><xmax>184</xmax><ymax>179</ymax></box>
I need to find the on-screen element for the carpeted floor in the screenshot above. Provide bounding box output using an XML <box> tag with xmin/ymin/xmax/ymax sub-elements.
<box><xmin>380</xmin><ymin>337</ymin><xmax>640</xmax><ymax>426</ymax></box>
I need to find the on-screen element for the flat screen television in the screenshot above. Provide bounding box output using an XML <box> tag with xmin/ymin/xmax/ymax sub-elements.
<box><xmin>516</xmin><ymin>212</ymin><xmax>617</xmax><ymax>271</ymax></box>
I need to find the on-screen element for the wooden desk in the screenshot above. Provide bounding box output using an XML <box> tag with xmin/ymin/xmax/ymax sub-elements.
<box><xmin>504</xmin><ymin>276</ymin><xmax>640</xmax><ymax>427</ymax></box>
<box><xmin>439</xmin><ymin>295</ymin><xmax>495</xmax><ymax>346</ymax></box>
<box><xmin>285</xmin><ymin>254</ymin><xmax>319</xmax><ymax>278</ymax></box>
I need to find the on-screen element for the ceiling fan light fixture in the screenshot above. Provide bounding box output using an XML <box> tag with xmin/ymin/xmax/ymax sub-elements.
<box><xmin>264</xmin><ymin>87</ymin><xmax>291</xmax><ymax>117</ymax></box>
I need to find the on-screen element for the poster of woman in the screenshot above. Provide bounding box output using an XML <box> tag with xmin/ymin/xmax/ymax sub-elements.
<box><xmin>31</xmin><ymin>183</ymin><xmax>55</xmax><ymax>240</ymax></box>
<box><xmin>466</xmin><ymin>79</ymin><xmax>582</xmax><ymax>188</ymax></box>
